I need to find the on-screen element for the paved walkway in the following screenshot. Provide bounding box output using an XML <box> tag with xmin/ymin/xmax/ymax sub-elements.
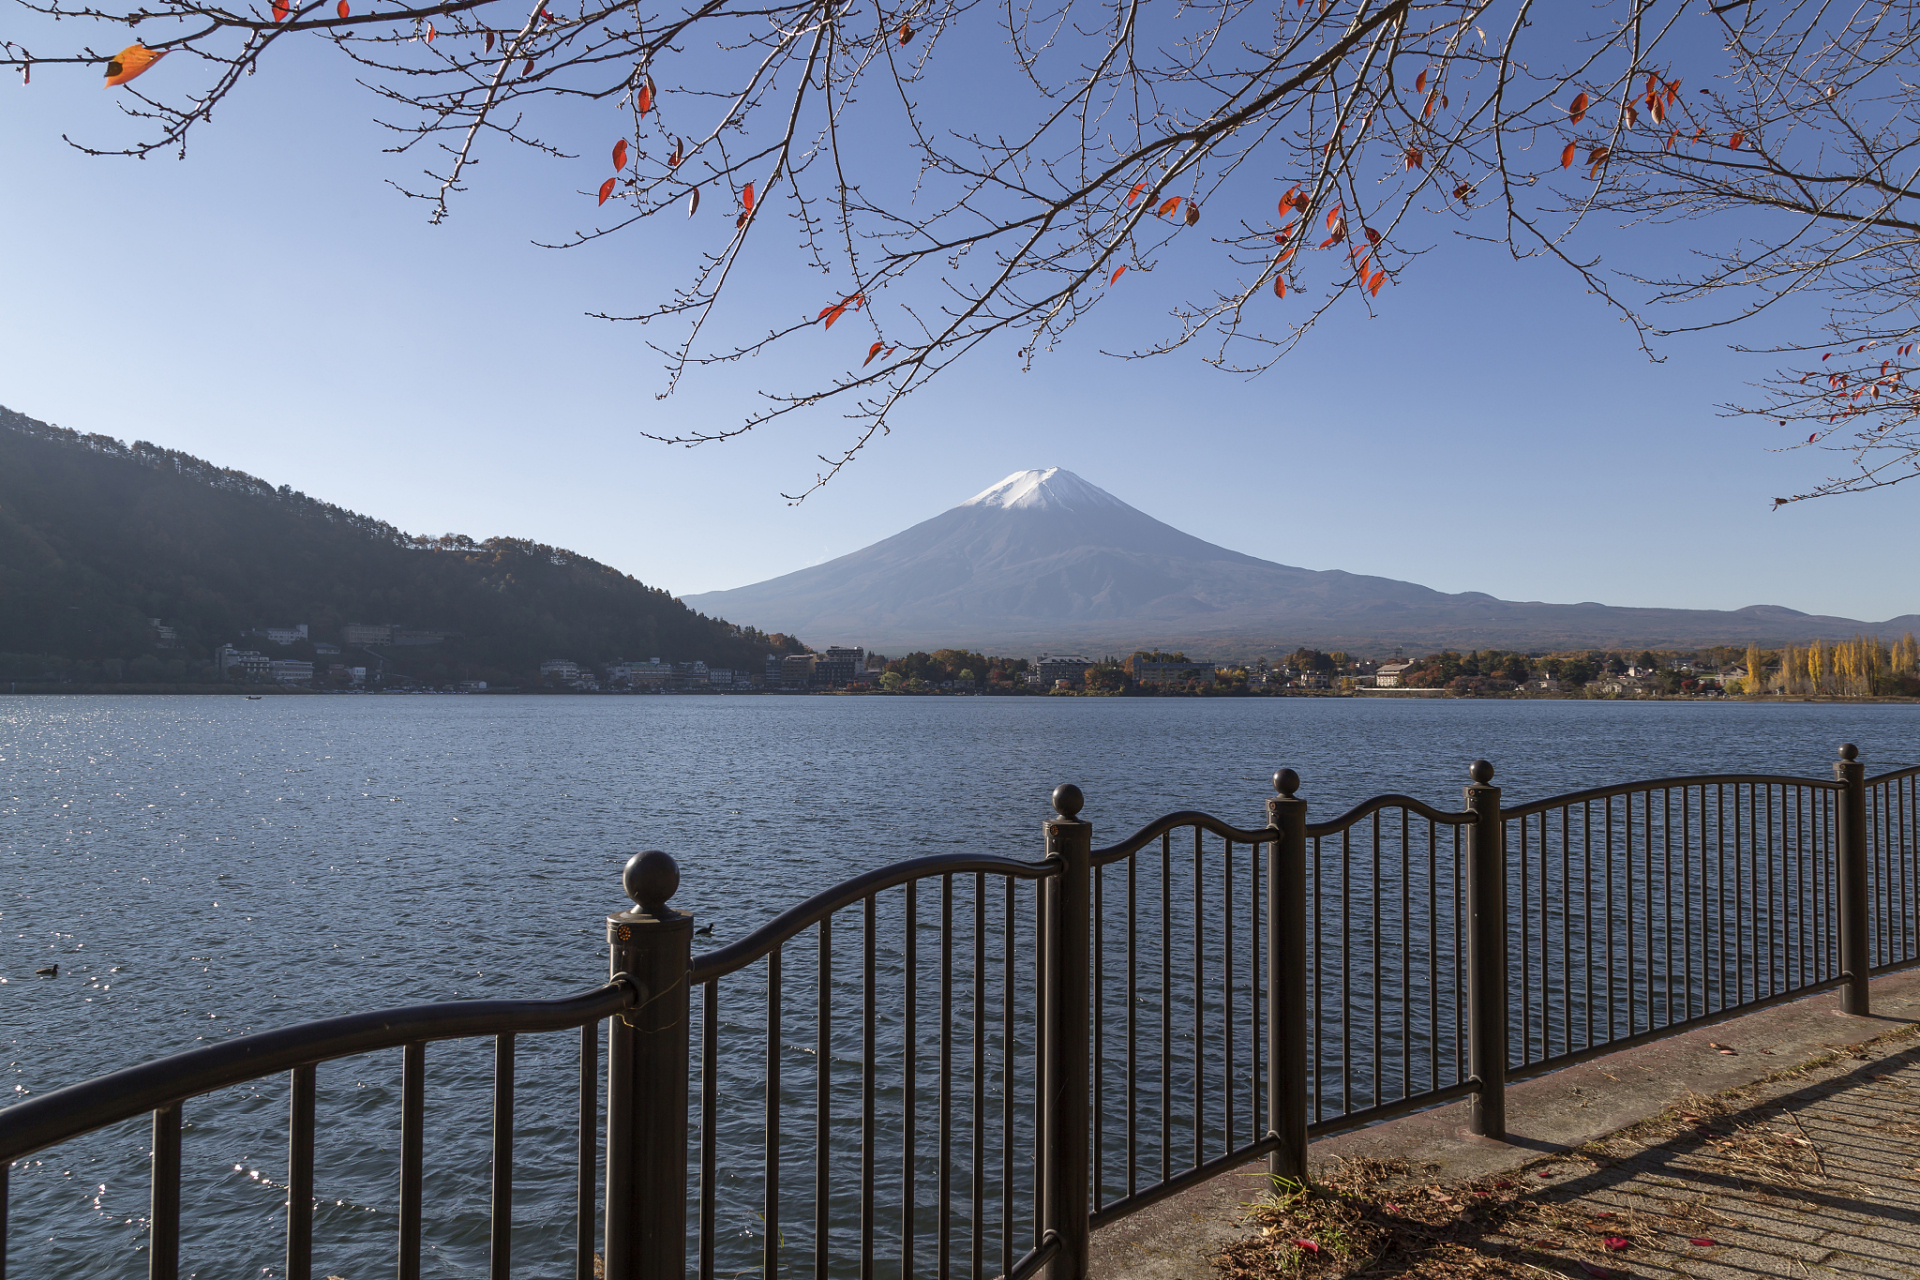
<box><xmin>1091</xmin><ymin>970</ymin><xmax>1920</xmax><ymax>1280</ymax></box>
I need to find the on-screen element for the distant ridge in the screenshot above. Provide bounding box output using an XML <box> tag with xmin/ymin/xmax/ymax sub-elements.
<box><xmin>682</xmin><ymin>468</ymin><xmax>1920</xmax><ymax>655</ymax></box>
<box><xmin>0</xmin><ymin>405</ymin><xmax>800</xmax><ymax>676</ymax></box>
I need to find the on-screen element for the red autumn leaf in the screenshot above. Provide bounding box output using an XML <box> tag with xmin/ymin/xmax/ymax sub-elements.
<box><xmin>1278</xmin><ymin>187</ymin><xmax>1298</xmax><ymax>213</ymax></box>
<box><xmin>1292</xmin><ymin>1240</ymin><xmax>1320</xmax><ymax>1254</ymax></box>
<box><xmin>899</xmin><ymin>22</ymin><xmax>913</xmax><ymax>45</ymax></box>
<box><xmin>484</xmin><ymin>30</ymin><xmax>495</xmax><ymax>51</ymax></box>
<box><xmin>272</xmin><ymin>0</ymin><xmax>290</xmax><ymax>21</ymax></box>
<box><xmin>1415</xmin><ymin>69</ymin><xmax>1426</xmax><ymax>93</ymax></box>
<box><xmin>1537</xmin><ymin>1170</ymin><xmax>1554</xmax><ymax>1178</ymax></box>
<box><xmin>638</xmin><ymin>82</ymin><xmax>654</xmax><ymax>116</ymax></box>
<box><xmin>820</xmin><ymin>304</ymin><xmax>846</xmax><ymax>328</ymax></box>
<box><xmin>1808</xmin><ymin>432</ymin><xmax>1819</xmax><ymax>443</ymax></box>
<box><xmin>336</xmin><ymin>0</ymin><xmax>348</xmax><ymax>15</ymax></box>
<box><xmin>1646</xmin><ymin>71</ymin><xmax>1660</xmax><ymax>96</ymax></box>
<box><xmin>1569</xmin><ymin>91</ymin><xmax>1588</xmax><ymax>124</ymax></box>
<box><xmin>1665</xmin><ymin>130</ymin><xmax>1677</xmax><ymax>152</ymax></box>
<box><xmin>1588</xmin><ymin>145</ymin><xmax>1611</xmax><ymax>166</ymax></box>
<box><xmin>1441</xmin><ymin>94</ymin><xmax>1448</xmax><ymax>108</ymax></box>
<box><xmin>742</xmin><ymin>182</ymin><xmax>755</xmax><ymax>212</ymax></box>
<box><xmin>613</xmin><ymin>139</ymin><xmax>628</xmax><ymax>171</ymax></box>
<box><xmin>687</xmin><ymin>186</ymin><xmax>700</xmax><ymax>216</ymax></box>
<box><xmin>1368</xmin><ymin>269</ymin><xmax>1385</xmax><ymax>296</ymax></box>
<box><xmin>1127</xmin><ymin>181</ymin><xmax>1147</xmax><ymax>207</ymax></box>
<box><xmin>1424</xmin><ymin>92</ymin><xmax>1437</xmax><ymax>118</ymax></box>
<box><xmin>1364</xmin><ymin>226</ymin><xmax>1381</xmax><ymax>244</ymax></box>
<box><xmin>1273</xmin><ymin>275</ymin><xmax>1286</xmax><ymax>298</ymax></box>
<box><xmin>523</xmin><ymin>58</ymin><xmax>534</xmax><ymax>75</ymax></box>
<box><xmin>1325</xmin><ymin>203</ymin><xmax>1342</xmax><ymax>228</ymax></box>
<box><xmin>1275</xmin><ymin>247</ymin><xmax>1295</xmax><ymax>263</ymax></box>
<box><xmin>1495</xmin><ymin>1181</ymin><xmax>1513</xmax><ymax>1189</ymax></box>
<box><xmin>1603</xmin><ymin>1237</ymin><xmax>1629</xmax><ymax>1251</ymax></box>
<box><xmin>425</xmin><ymin>23</ymin><xmax>436</xmax><ymax>42</ymax></box>
<box><xmin>1405</xmin><ymin>148</ymin><xmax>1423</xmax><ymax>169</ymax></box>
<box><xmin>1823</xmin><ymin>352</ymin><xmax>1832</xmax><ymax>360</ymax></box>
<box><xmin>1453</xmin><ymin>182</ymin><xmax>1473</xmax><ymax>200</ymax></box>
<box><xmin>1109</xmin><ymin>266</ymin><xmax>1126</xmax><ymax>285</ymax></box>
<box><xmin>1729</xmin><ymin>131</ymin><xmax>1746</xmax><ymax>149</ymax></box>
<box><xmin>864</xmin><ymin>341</ymin><xmax>885</xmax><ymax>366</ymax></box>
<box><xmin>1688</xmin><ymin>1238</ymin><xmax>1718</xmax><ymax>1248</ymax></box>
<box><xmin>1561</xmin><ymin>141</ymin><xmax>1577</xmax><ymax>169</ymax></box>
<box><xmin>597</xmin><ymin>176</ymin><xmax>617</xmax><ymax>205</ymax></box>
<box><xmin>102</xmin><ymin>43</ymin><xmax>164</xmax><ymax>86</ymax></box>
<box><xmin>1156</xmin><ymin>196</ymin><xmax>1182</xmax><ymax>218</ymax></box>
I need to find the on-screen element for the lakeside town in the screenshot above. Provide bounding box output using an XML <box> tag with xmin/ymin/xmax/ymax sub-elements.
<box><xmin>22</xmin><ymin>618</ymin><xmax>1912</xmax><ymax>700</ymax></box>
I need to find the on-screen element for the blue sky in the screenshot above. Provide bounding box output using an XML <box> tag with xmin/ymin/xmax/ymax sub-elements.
<box><xmin>3</xmin><ymin>15</ymin><xmax>1914</xmax><ymax>629</ymax></box>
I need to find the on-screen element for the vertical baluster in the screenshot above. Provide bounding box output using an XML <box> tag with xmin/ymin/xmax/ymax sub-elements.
<box><xmin>1428</xmin><ymin>821</ymin><xmax>1439</xmax><ymax>1091</ymax></box>
<box><xmin>939</xmin><ymin>878</ymin><xmax>953</xmax><ymax>1280</ymax></box>
<box><xmin>1314</xmin><ymin>835</ymin><xmax>1324</xmax><ymax>1121</ymax></box>
<box><xmin>1250</xmin><ymin>827</ymin><xmax>1260</xmax><ymax>1144</ymax></box>
<box><xmin>702</xmin><ymin>983</ymin><xmax>719</xmax><ymax>1280</ymax></box>
<box><xmin>1223</xmin><ymin>839</ymin><xmax>1233</xmax><ymax>1153</ymax></box>
<box><xmin>1192</xmin><ymin>825</ymin><xmax>1204</xmax><ymax>1168</ymax></box>
<box><xmin>1464</xmin><ymin>762</ymin><xmax>1504</xmax><ymax>1139</ymax></box>
<box><xmin>1369</xmin><ymin>811</ymin><xmax>1381</xmax><ymax>1107</ymax></box>
<box><xmin>1127</xmin><ymin>845</ymin><xmax>1137</xmax><ymax>1199</ymax></box>
<box><xmin>1582</xmin><ymin>803</ymin><xmax>1595</xmax><ymax>1049</ymax></box>
<box><xmin>972</xmin><ymin>874</ymin><xmax>985</xmax><ymax>1280</ymax></box>
<box><xmin>1031</xmin><ymin>874</ymin><xmax>1044</xmax><ymax>1252</ymax></box>
<box><xmin>1001</xmin><ymin>877</ymin><xmax>1014</xmax><ymax>1280</ymax></box>
<box><xmin>863</xmin><ymin>898</ymin><xmax>876</xmax><ymax>1280</ymax></box>
<box><xmin>492</xmin><ymin>1033</ymin><xmax>514</xmax><ymax>1280</ymax></box>
<box><xmin>1</xmin><ymin>1143</ymin><xmax>8</xmax><ymax>1280</ymax></box>
<box><xmin>150</xmin><ymin>1102</ymin><xmax>181</xmax><ymax>1280</ymax></box>
<box><xmin>1267</xmin><ymin>771</ymin><xmax>1308</xmax><ymax>1184</ymax></box>
<box><xmin>1518</xmin><ymin>814</ymin><xmax>1530</xmax><ymax>1064</ymax></box>
<box><xmin>904</xmin><ymin>885</ymin><xmax>917</xmax><ymax>1279</ymax></box>
<box><xmin>1399</xmin><ymin>815</ymin><xmax>1410</xmax><ymax>1102</ymax></box>
<box><xmin>1341</xmin><ymin>826</ymin><xmax>1352</xmax><ymax>1117</ymax></box>
<box><xmin>578</xmin><ymin>1020</ymin><xmax>597</xmax><ymax>1280</ymax></box>
<box><xmin>766</xmin><ymin>948</ymin><xmax>783</xmax><ymax>1280</ymax></box>
<box><xmin>817</xmin><ymin>918</ymin><xmax>832</xmax><ymax>1280</ymax></box>
<box><xmin>1604</xmin><ymin>799</ymin><xmax>1616</xmax><ymax>1042</ymax></box>
<box><xmin>287</xmin><ymin>1064</ymin><xmax>315</xmax><ymax>1280</ymax></box>
<box><xmin>399</xmin><ymin>1042</ymin><xmax>424</xmax><ymax>1280</ymax></box>
<box><xmin>1560</xmin><ymin>809</ymin><xmax>1571</xmax><ymax>1056</ymax></box>
<box><xmin>1627</xmin><ymin>791</ymin><xmax>1640</xmax><ymax>1034</ymax></box>
<box><xmin>1093</xmin><ymin>862</ymin><xmax>1105</xmax><ymax>1205</ymax></box>
<box><xmin>1160</xmin><ymin>831</ymin><xmax>1171</xmax><ymax>1181</ymax></box>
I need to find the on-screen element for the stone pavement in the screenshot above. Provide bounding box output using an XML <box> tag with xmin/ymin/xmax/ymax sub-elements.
<box><xmin>1090</xmin><ymin>969</ymin><xmax>1920</xmax><ymax>1280</ymax></box>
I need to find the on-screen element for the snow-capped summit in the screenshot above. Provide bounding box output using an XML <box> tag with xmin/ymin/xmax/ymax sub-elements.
<box><xmin>961</xmin><ymin>468</ymin><xmax>1126</xmax><ymax>513</ymax></box>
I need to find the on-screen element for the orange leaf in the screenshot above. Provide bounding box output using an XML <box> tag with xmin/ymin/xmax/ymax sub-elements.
<box><xmin>1569</xmin><ymin>91</ymin><xmax>1588</xmax><ymax>124</ymax></box>
<box><xmin>1127</xmin><ymin>181</ymin><xmax>1147</xmax><ymax>206</ymax></box>
<box><xmin>822</xmin><ymin>304</ymin><xmax>847</xmax><ymax>329</ymax></box>
<box><xmin>336</xmin><ymin>0</ymin><xmax>348</xmax><ymax>15</ymax></box>
<box><xmin>1156</xmin><ymin>196</ymin><xmax>1182</xmax><ymax>218</ymax></box>
<box><xmin>1273</xmin><ymin>275</ymin><xmax>1286</xmax><ymax>299</ymax></box>
<box><xmin>1664</xmin><ymin>130</ymin><xmax>1676</xmax><ymax>152</ymax></box>
<box><xmin>1415</xmin><ymin>69</ymin><xmax>1426</xmax><ymax>93</ymax></box>
<box><xmin>743</xmin><ymin>182</ymin><xmax>755</xmax><ymax>212</ymax></box>
<box><xmin>425</xmin><ymin>22</ymin><xmax>435</xmax><ymax>42</ymax></box>
<box><xmin>1729</xmin><ymin>131</ymin><xmax>1745</xmax><ymax>149</ymax></box>
<box><xmin>687</xmin><ymin>186</ymin><xmax>700</xmax><ymax>216</ymax></box>
<box><xmin>669</xmin><ymin>139</ymin><xmax>684</xmax><ymax>168</ymax></box>
<box><xmin>1692</xmin><ymin>125</ymin><xmax>1704</xmax><ymax>142</ymax></box>
<box><xmin>613</xmin><ymin>139</ymin><xmax>628</xmax><ymax>171</ymax></box>
<box><xmin>864</xmin><ymin>341</ymin><xmax>885</xmax><ymax>366</ymax></box>
<box><xmin>1561</xmin><ymin>141</ymin><xmax>1577</xmax><ymax>169</ymax></box>
<box><xmin>1587</xmin><ymin>145</ymin><xmax>1611</xmax><ymax>166</ymax></box>
<box><xmin>638</xmin><ymin>82</ymin><xmax>653</xmax><ymax>116</ymax></box>
<box><xmin>1325</xmin><ymin>203</ymin><xmax>1342</xmax><ymax>229</ymax></box>
<box><xmin>1405</xmin><ymin>148</ymin><xmax>1423</xmax><ymax>169</ymax></box>
<box><xmin>899</xmin><ymin>22</ymin><xmax>914</xmax><ymax>45</ymax></box>
<box><xmin>1275</xmin><ymin>247</ymin><xmax>1295</xmax><ymax>263</ymax></box>
<box><xmin>272</xmin><ymin>0</ymin><xmax>291</xmax><ymax>20</ymax></box>
<box><xmin>1368</xmin><ymin>269</ymin><xmax>1385</xmax><ymax>296</ymax></box>
<box><xmin>598</xmin><ymin>176</ymin><xmax>617</xmax><ymax>205</ymax></box>
<box><xmin>1424</xmin><ymin>92</ymin><xmax>1436</xmax><ymax>118</ymax></box>
<box><xmin>1646</xmin><ymin>72</ymin><xmax>1660</xmax><ymax>97</ymax></box>
<box><xmin>1109</xmin><ymin>265</ymin><xmax>1126</xmax><ymax>285</ymax></box>
<box><xmin>103</xmin><ymin>43</ymin><xmax>164</xmax><ymax>87</ymax></box>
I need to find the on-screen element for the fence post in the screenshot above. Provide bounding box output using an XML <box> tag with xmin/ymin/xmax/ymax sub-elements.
<box><xmin>605</xmin><ymin>851</ymin><xmax>693</xmax><ymax>1280</ymax></box>
<box><xmin>1835</xmin><ymin>743</ymin><xmax>1871</xmax><ymax>1015</ymax></box>
<box><xmin>1043</xmin><ymin>784</ymin><xmax>1092</xmax><ymax>1280</ymax></box>
<box><xmin>1265</xmin><ymin>770</ymin><xmax>1309</xmax><ymax>1185</ymax></box>
<box><xmin>1463</xmin><ymin>760</ymin><xmax>1506</xmax><ymax>1140</ymax></box>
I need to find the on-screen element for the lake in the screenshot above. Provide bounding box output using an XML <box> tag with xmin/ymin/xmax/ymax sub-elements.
<box><xmin>4</xmin><ymin>693</ymin><xmax>1916</xmax><ymax>1277</ymax></box>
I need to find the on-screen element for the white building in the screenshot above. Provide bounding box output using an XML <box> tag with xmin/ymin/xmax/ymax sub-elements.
<box><xmin>269</xmin><ymin>659</ymin><xmax>314</xmax><ymax>685</ymax></box>
<box><xmin>1374</xmin><ymin>661</ymin><xmax>1414</xmax><ymax>688</ymax></box>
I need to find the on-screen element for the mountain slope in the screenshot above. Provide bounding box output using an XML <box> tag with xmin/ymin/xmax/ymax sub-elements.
<box><xmin>682</xmin><ymin>468</ymin><xmax>1920</xmax><ymax>654</ymax></box>
<box><xmin>0</xmin><ymin>406</ymin><xmax>800</xmax><ymax>676</ymax></box>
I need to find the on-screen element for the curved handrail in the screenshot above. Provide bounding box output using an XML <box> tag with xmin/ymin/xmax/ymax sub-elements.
<box><xmin>691</xmin><ymin>852</ymin><xmax>1057</xmax><ymax>983</ymax></box>
<box><xmin>1090</xmin><ymin>811</ymin><xmax>1274</xmax><ymax>867</ymax></box>
<box><xmin>1501</xmin><ymin>772</ymin><xmax>1844</xmax><ymax>822</ymax></box>
<box><xmin>1305</xmin><ymin>794</ymin><xmax>1473</xmax><ymax>837</ymax></box>
<box><xmin>0</xmin><ymin>979</ymin><xmax>636</xmax><ymax>1164</ymax></box>
<box><xmin>1868</xmin><ymin>763</ymin><xmax>1920</xmax><ymax>786</ymax></box>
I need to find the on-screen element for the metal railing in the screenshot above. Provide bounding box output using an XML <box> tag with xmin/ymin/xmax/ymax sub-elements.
<box><xmin>3</xmin><ymin>743</ymin><xmax>1916</xmax><ymax>1280</ymax></box>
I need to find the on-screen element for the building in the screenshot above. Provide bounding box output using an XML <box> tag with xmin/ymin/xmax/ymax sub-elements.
<box><xmin>148</xmin><ymin>618</ymin><xmax>181</xmax><ymax>648</ymax></box>
<box><xmin>708</xmin><ymin>668</ymin><xmax>735</xmax><ymax>688</ymax></box>
<box><xmin>458</xmin><ymin>680</ymin><xmax>489</xmax><ymax>692</ymax></box>
<box><xmin>540</xmin><ymin>658</ymin><xmax>582</xmax><ymax>682</ymax></box>
<box><xmin>1374</xmin><ymin>661</ymin><xmax>1414</xmax><ymax>688</ymax></box>
<box><xmin>216</xmin><ymin>645</ymin><xmax>271</xmax><ymax>680</ymax></box>
<box><xmin>1033</xmin><ymin>654</ymin><xmax>1093</xmax><ymax>689</ymax></box>
<box><xmin>779</xmin><ymin>654</ymin><xmax>818</xmax><ymax>688</ymax></box>
<box><xmin>1125</xmin><ymin>656</ymin><xmax>1217</xmax><ymax>686</ymax></box>
<box><xmin>816</xmin><ymin>647</ymin><xmax>867</xmax><ymax>687</ymax></box>
<box><xmin>344</xmin><ymin>623</ymin><xmax>395</xmax><ymax>647</ymax></box>
<box><xmin>268</xmin><ymin>659</ymin><xmax>314</xmax><ymax>685</ymax></box>
<box><xmin>255</xmin><ymin>624</ymin><xmax>309</xmax><ymax>647</ymax></box>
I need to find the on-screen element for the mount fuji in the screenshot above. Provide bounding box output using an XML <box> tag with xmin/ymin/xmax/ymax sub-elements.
<box><xmin>679</xmin><ymin>469</ymin><xmax>1918</xmax><ymax>656</ymax></box>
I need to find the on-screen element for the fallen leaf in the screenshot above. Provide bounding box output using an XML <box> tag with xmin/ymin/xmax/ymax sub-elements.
<box><xmin>1688</xmin><ymin>1238</ymin><xmax>1718</xmax><ymax>1248</ymax></box>
<box><xmin>863</xmin><ymin>341</ymin><xmax>885</xmax><ymax>366</ymax></box>
<box><xmin>1603</xmin><ymin>1237</ymin><xmax>1629</xmax><ymax>1251</ymax></box>
<box><xmin>1495</xmin><ymin>1181</ymin><xmax>1513</xmax><ymax>1189</ymax></box>
<box><xmin>103</xmin><ymin>44</ymin><xmax>165</xmax><ymax>87</ymax></box>
<box><xmin>613</xmin><ymin>139</ymin><xmax>628</xmax><ymax>171</ymax></box>
<box><xmin>1537</xmin><ymin>1170</ymin><xmax>1554</xmax><ymax>1178</ymax></box>
<box><xmin>1292</xmin><ymin>1239</ymin><xmax>1320</xmax><ymax>1254</ymax></box>
<box><xmin>1384</xmin><ymin>1203</ymin><xmax>1401</xmax><ymax>1213</ymax></box>
<box><xmin>597</xmin><ymin>176</ymin><xmax>617</xmax><ymax>205</ymax></box>
<box><xmin>1109</xmin><ymin>265</ymin><xmax>1126</xmax><ymax>285</ymax></box>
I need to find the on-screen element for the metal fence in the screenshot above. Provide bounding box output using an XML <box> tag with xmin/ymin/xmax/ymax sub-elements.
<box><xmin>2</xmin><ymin>743</ymin><xmax>1915</xmax><ymax>1280</ymax></box>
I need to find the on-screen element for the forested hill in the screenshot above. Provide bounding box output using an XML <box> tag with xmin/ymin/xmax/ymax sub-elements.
<box><xmin>0</xmin><ymin>406</ymin><xmax>804</xmax><ymax>682</ymax></box>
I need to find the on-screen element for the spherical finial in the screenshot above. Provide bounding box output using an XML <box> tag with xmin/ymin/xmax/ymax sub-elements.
<box><xmin>1051</xmin><ymin>783</ymin><xmax>1085</xmax><ymax>820</ymax></box>
<box><xmin>1468</xmin><ymin>759</ymin><xmax>1495</xmax><ymax>785</ymax></box>
<box><xmin>1272</xmin><ymin>768</ymin><xmax>1300</xmax><ymax>798</ymax></box>
<box><xmin>1839</xmin><ymin>742</ymin><xmax>1859</xmax><ymax>761</ymax></box>
<box><xmin>622</xmin><ymin>850</ymin><xmax>680</xmax><ymax>915</ymax></box>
